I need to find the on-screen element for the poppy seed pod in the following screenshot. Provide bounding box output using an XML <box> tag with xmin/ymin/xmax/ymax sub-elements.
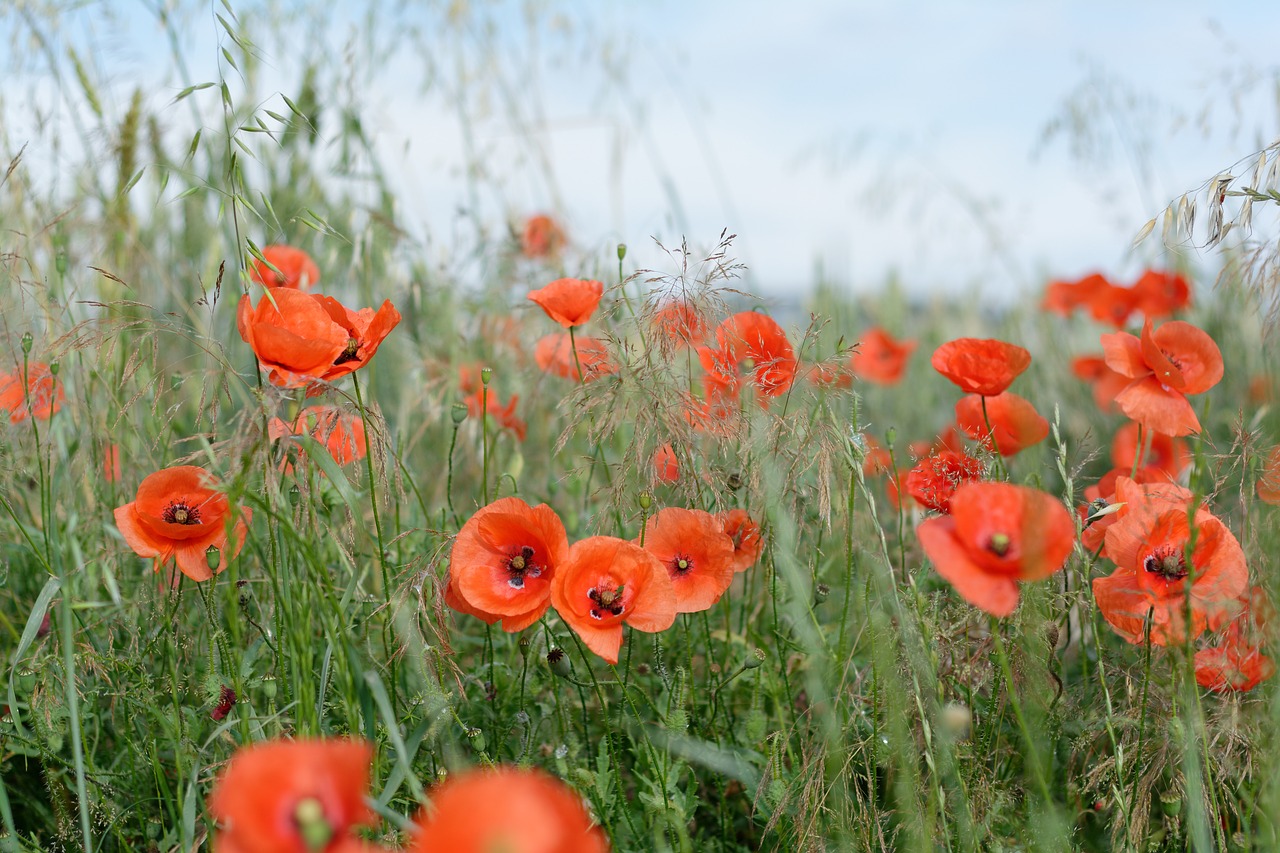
<box><xmin>546</xmin><ymin>648</ymin><xmax>572</xmax><ymax>678</ymax></box>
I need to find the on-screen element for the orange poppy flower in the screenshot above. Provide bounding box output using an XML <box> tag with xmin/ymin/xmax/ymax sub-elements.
<box><xmin>449</xmin><ymin>497</ymin><xmax>569</xmax><ymax>633</ymax></box>
<box><xmin>208</xmin><ymin>738</ymin><xmax>374</xmax><ymax>853</ymax></box>
<box><xmin>114</xmin><ymin>466</ymin><xmax>252</xmax><ymax>584</ymax></box>
<box><xmin>520</xmin><ymin>214</ymin><xmax>567</xmax><ymax>259</ymax></box>
<box><xmin>1085</xmin><ymin>280</ymin><xmax>1142</xmax><ymax>328</ymax></box>
<box><xmin>1249</xmin><ymin>373</ymin><xmax>1273</xmax><ymax>405</ymax></box>
<box><xmin>908</xmin><ymin>426</ymin><xmax>965</xmax><ymax>460</ymax></box>
<box><xmin>639</xmin><ymin>507</ymin><xmax>737</xmax><ymax>613</ymax></box>
<box><xmin>1080</xmin><ymin>473</ymin><xmax>1185</xmax><ymax>557</ymax></box>
<box><xmin>806</xmin><ymin>360</ymin><xmax>853</xmax><ymax>389</ymax></box>
<box><xmin>698</xmin><ymin>311</ymin><xmax>797</xmax><ymax>401</ymax></box>
<box><xmin>1092</xmin><ymin>478</ymin><xmax>1247</xmax><ymax>645</ymax></box>
<box><xmin>464</xmin><ymin>390</ymin><xmax>527</xmax><ymax>441</ymax></box>
<box><xmin>528</xmin><ymin>278</ymin><xmax>605</xmax><ymax>328</ymax></box>
<box><xmin>719</xmin><ymin>509</ymin><xmax>763</xmax><ymax>573</ymax></box>
<box><xmin>534</xmin><ymin>333</ymin><xmax>617</xmax><ymax>382</ymax></box>
<box><xmin>237</xmin><ymin>289</ymin><xmax>401</xmax><ymax>388</ymax></box>
<box><xmin>270</xmin><ymin>406</ymin><xmax>368</xmax><ymax>471</ymax></box>
<box><xmin>1070</xmin><ymin>354</ymin><xmax>1132</xmax><ymax>414</ymax></box>
<box><xmin>550</xmin><ymin>535</ymin><xmax>677</xmax><ymax>664</ymax></box>
<box><xmin>931</xmin><ymin>338</ymin><xmax>1031</xmax><ymax>397</ymax></box>
<box><xmin>1195</xmin><ymin>586</ymin><xmax>1275</xmax><ymax>693</ymax></box>
<box><xmin>651</xmin><ymin>299</ymin><xmax>709</xmax><ymax>349</ymax></box>
<box><xmin>443</xmin><ymin>575</ymin><xmax>501</xmax><ymax>626</ymax></box>
<box><xmin>0</xmin><ymin>362</ymin><xmax>63</xmax><ymax>423</ymax></box>
<box><xmin>653</xmin><ymin>443</ymin><xmax>679</xmax><ymax>484</ymax></box>
<box><xmin>904</xmin><ymin>450</ymin><xmax>985</xmax><ymax>514</ymax></box>
<box><xmin>1258</xmin><ymin>446</ymin><xmax>1280</xmax><ymax>506</ymax></box>
<box><xmin>1110</xmin><ymin>421</ymin><xmax>1188</xmax><ymax>479</ymax></box>
<box><xmin>409</xmin><ymin>766</ymin><xmax>608</xmax><ymax>853</ymax></box>
<box><xmin>1131</xmin><ymin>269</ymin><xmax>1190</xmax><ymax>319</ymax></box>
<box><xmin>249</xmin><ymin>244</ymin><xmax>321</xmax><ymax>290</ymax></box>
<box><xmin>859</xmin><ymin>435</ymin><xmax>893</xmax><ymax>477</ymax></box>
<box><xmin>1041</xmin><ymin>272</ymin><xmax>1109</xmax><ymax>316</ymax></box>
<box><xmin>1101</xmin><ymin>319</ymin><xmax>1223</xmax><ymax>436</ymax></box>
<box><xmin>917</xmin><ymin>482</ymin><xmax>1074</xmax><ymax>617</ymax></box>
<box><xmin>850</xmin><ymin>327</ymin><xmax>916</xmax><ymax>385</ymax></box>
<box><xmin>954</xmin><ymin>392</ymin><xmax>1049</xmax><ymax>456</ymax></box>
<box><xmin>458</xmin><ymin>362</ymin><xmax>483</xmax><ymax>395</ymax></box>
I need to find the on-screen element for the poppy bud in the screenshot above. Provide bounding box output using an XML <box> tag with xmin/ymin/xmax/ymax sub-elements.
<box><xmin>465</xmin><ymin>726</ymin><xmax>486</xmax><ymax>752</ymax></box>
<box><xmin>518</xmin><ymin>635</ymin><xmax>532</xmax><ymax>658</ymax></box>
<box><xmin>261</xmin><ymin>674</ymin><xmax>278</xmax><ymax>701</ymax></box>
<box><xmin>288</xmin><ymin>485</ymin><xmax>300</xmax><ymax>506</ymax></box>
<box><xmin>546</xmin><ymin>647</ymin><xmax>572</xmax><ymax>678</ymax></box>
<box><xmin>744</xmin><ymin>648</ymin><xmax>766</xmax><ymax>670</ymax></box>
<box><xmin>56</xmin><ymin>249</ymin><xmax>67</xmax><ymax>276</ymax></box>
<box><xmin>49</xmin><ymin>361</ymin><xmax>59</xmax><ymax>376</ymax></box>
<box><xmin>638</xmin><ymin>491</ymin><xmax>652</xmax><ymax>510</ymax></box>
<box><xmin>451</xmin><ymin>403</ymin><xmax>468</xmax><ymax>425</ymax></box>
<box><xmin>480</xmin><ymin>367</ymin><xmax>493</xmax><ymax>386</ymax></box>
<box><xmin>617</xmin><ymin>243</ymin><xmax>627</xmax><ymax>261</ymax></box>
<box><xmin>206</xmin><ymin>545</ymin><xmax>221</xmax><ymax>571</ymax></box>
<box><xmin>813</xmin><ymin>583</ymin><xmax>830</xmax><ymax>604</ymax></box>
<box><xmin>884</xmin><ymin>427</ymin><xmax>897</xmax><ymax>446</ymax></box>
<box><xmin>16</xmin><ymin>667</ymin><xmax>35</xmax><ymax>694</ymax></box>
<box><xmin>20</xmin><ymin>332</ymin><xmax>32</xmax><ymax>355</ymax></box>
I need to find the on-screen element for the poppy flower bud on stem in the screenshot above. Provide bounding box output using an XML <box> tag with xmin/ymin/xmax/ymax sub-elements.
<box><xmin>451</xmin><ymin>402</ymin><xmax>468</xmax><ymax>425</ymax></box>
<box><xmin>206</xmin><ymin>545</ymin><xmax>221</xmax><ymax>572</ymax></box>
<box><xmin>884</xmin><ymin>427</ymin><xmax>897</xmax><ymax>446</ymax></box>
<box><xmin>20</xmin><ymin>332</ymin><xmax>32</xmax><ymax>355</ymax></box>
<box><xmin>261</xmin><ymin>674</ymin><xmax>278</xmax><ymax>701</ymax></box>
<box><xmin>288</xmin><ymin>485</ymin><xmax>300</xmax><ymax>507</ymax></box>
<box><xmin>617</xmin><ymin>243</ymin><xmax>627</xmax><ymax>261</ymax></box>
<box><xmin>480</xmin><ymin>367</ymin><xmax>492</xmax><ymax>387</ymax></box>
<box><xmin>518</xmin><ymin>635</ymin><xmax>532</xmax><ymax>658</ymax></box>
<box><xmin>638</xmin><ymin>491</ymin><xmax>652</xmax><ymax>510</ymax></box>
<box><xmin>48</xmin><ymin>361</ymin><xmax>58</xmax><ymax>376</ymax></box>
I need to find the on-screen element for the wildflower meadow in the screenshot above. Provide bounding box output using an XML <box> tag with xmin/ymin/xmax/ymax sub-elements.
<box><xmin>4</xmin><ymin>3</ymin><xmax>1280</xmax><ymax>851</ymax></box>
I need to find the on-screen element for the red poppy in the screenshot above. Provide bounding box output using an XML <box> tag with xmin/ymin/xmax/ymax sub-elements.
<box><xmin>520</xmin><ymin>214</ymin><xmax>567</xmax><ymax>260</ymax></box>
<box><xmin>1092</xmin><ymin>478</ymin><xmax>1247</xmax><ymax>645</ymax></box>
<box><xmin>904</xmin><ymin>450</ymin><xmax>985</xmax><ymax>514</ymax></box>
<box><xmin>208</xmin><ymin>738</ymin><xmax>373</xmax><ymax>853</ymax></box>
<box><xmin>850</xmin><ymin>327</ymin><xmax>916</xmax><ymax>385</ymax></box>
<box><xmin>1080</xmin><ymin>474</ymin><xmax>1186</xmax><ymax>557</ymax></box>
<box><xmin>917</xmin><ymin>482</ymin><xmax>1074</xmax><ymax>617</ymax></box>
<box><xmin>1258</xmin><ymin>446</ymin><xmax>1280</xmax><ymax>506</ymax></box>
<box><xmin>859</xmin><ymin>436</ymin><xmax>893</xmax><ymax>477</ymax></box>
<box><xmin>114</xmin><ymin>466</ymin><xmax>252</xmax><ymax>584</ymax></box>
<box><xmin>908</xmin><ymin>426</ymin><xmax>965</xmax><ymax>460</ymax></box>
<box><xmin>249</xmin><ymin>245</ymin><xmax>321</xmax><ymax>290</ymax></box>
<box><xmin>1249</xmin><ymin>374</ymin><xmax>1273</xmax><ymax>405</ymax></box>
<box><xmin>409</xmin><ymin>766</ymin><xmax>609</xmax><ymax>853</ymax></box>
<box><xmin>1041</xmin><ymin>273</ymin><xmax>1109</xmax><ymax>316</ymax></box>
<box><xmin>639</xmin><ymin>507</ymin><xmax>736</xmax><ymax>613</ymax></box>
<box><xmin>931</xmin><ymin>338</ymin><xmax>1031</xmax><ymax>397</ymax></box>
<box><xmin>954</xmin><ymin>392</ymin><xmax>1049</xmax><ymax>456</ymax></box>
<box><xmin>806</xmin><ymin>360</ymin><xmax>853</xmax><ymax>389</ymax></box>
<box><xmin>653</xmin><ymin>444</ymin><xmax>679</xmax><ymax>484</ymax></box>
<box><xmin>719</xmin><ymin>509</ymin><xmax>763</xmax><ymax>573</ymax></box>
<box><xmin>464</xmin><ymin>390</ymin><xmax>527</xmax><ymax>441</ymax></box>
<box><xmin>1070</xmin><ymin>354</ymin><xmax>1132</xmax><ymax>414</ymax></box>
<box><xmin>1085</xmin><ymin>280</ymin><xmax>1142</xmax><ymax>328</ymax></box>
<box><xmin>550</xmin><ymin>535</ymin><xmax>677</xmax><ymax>664</ymax></box>
<box><xmin>1194</xmin><ymin>586</ymin><xmax>1275</xmax><ymax>693</ymax></box>
<box><xmin>0</xmin><ymin>362</ymin><xmax>63</xmax><ymax>423</ymax></box>
<box><xmin>528</xmin><ymin>278</ymin><xmax>605</xmax><ymax>328</ymax></box>
<box><xmin>270</xmin><ymin>406</ymin><xmax>369</xmax><ymax>471</ymax></box>
<box><xmin>651</xmin><ymin>299</ymin><xmax>709</xmax><ymax>350</ymax></box>
<box><xmin>458</xmin><ymin>362</ymin><xmax>484</xmax><ymax>395</ymax></box>
<box><xmin>698</xmin><ymin>311</ymin><xmax>797</xmax><ymax>401</ymax></box>
<box><xmin>1131</xmin><ymin>269</ymin><xmax>1191</xmax><ymax>319</ymax></box>
<box><xmin>237</xmin><ymin>289</ymin><xmax>401</xmax><ymax>389</ymax></box>
<box><xmin>449</xmin><ymin>497</ymin><xmax>569</xmax><ymax>633</ymax></box>
<box><xmin>1101</xmin><ymin>319</ymin><xmax>1223</xmax><ymax>436</ymax></box>
<box><xmin>534</xmin><ymin>333</ymin><xmax>617</xmax><ymax>382</ymax></box>
<box><xmin>1110</xmin><ymin>422</ymin><xmax>1189</xmax><ymax>479</ymax></box>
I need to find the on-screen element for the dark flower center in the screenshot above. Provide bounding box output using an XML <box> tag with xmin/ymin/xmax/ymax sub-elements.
<box><xmin>506</xmin><ymin>545</ymin><xmax>540</xmax><ymax>589</ymax></box>
<box><xmin>163</xmin><ymin>501</ymin><xmax>201</xmax><ymax>525</ymax></box>
<box><xmin>986</xmin><ymin>532</ymin><xmax>1011</xmax><ymax>557</ymax></box>
<box><xmin>670</xmin><ymin>553</ymin><xmax>694</xmax><ymax>575</ymax></box>
<box><xmin>1143</xmin><ymin>547</ymin><xmax>1187</xmax><ymax>580</ymax></box>
<box><xmin>333</xmin><ymin>337</ymin><xmax>361</xmax><ymax>365</ymax></box>
<box><xmin>588</xmin><ymin>584</ymin><xmax>626</xmax><ymax>620</ymax></box>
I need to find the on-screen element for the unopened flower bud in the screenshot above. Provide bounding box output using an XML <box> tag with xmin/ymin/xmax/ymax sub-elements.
<box><xmin>518</xmin><ymin>635</ymin><xmax>532</xmax><ymax>658</ymax></box>
<box><xmin>451</xmin><ymin>403</ymin><xmax>468</xmax><ymax>425</ymax></box>
<box><xmin>49</xmin><ymin>361</ymin><xmax>59</xmax><ymax>376</ymax></box>
<box><xmin>205</xmin><ymin>545</ymin><xmax>221</xmax><ymax>571</ymax></box>
<box><xmin>617</xmin><ymin>243</ymin><xmax>627</xmax><ymax>261</ymax></box>
<box><xmin>20</xmin><ymin>333</ymin><xmax>32</xmax><ymax>355</ymax></box>
<box><xmin>480</xmin><ymin>367</ymin><xmax>493</xmax><ymax>386</ymax></box>
<box><xmin>547</xmin><ymin>647</ymin><xmax>572</xmax><ymax>678</ymax></box>
<box><xmin>261</xmin><ymin>674</ymin><xmax>278</xmax><ymax>701</ymax></box>
<box><xmin>638</xmin><ymin>491</ymin><xmax>652</xmax><ymax>510</ymax></box>
<box><xmin>884</xmin><ymin>427</ymin><xmax>897</xmax><ymax>446</ymax></box>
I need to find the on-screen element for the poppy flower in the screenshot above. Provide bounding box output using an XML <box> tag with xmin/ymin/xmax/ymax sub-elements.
<box><xmin>1258</xmin><ymin>446</ymin><xmax>1280</xmax><ymax>506</ymax></box>
<box><xmin>208</xmin><ymin>738</ymin><xmax>374</xmax><ymax>853</ymax></box>
<box><xmin>651</xmin><ymin>299</ymin><xmax>709</xmax><ymax>350</ymax></box>
<box><xmin>653</xmin><ymin>444</ymin><xmax>679</xmax><ymax>484</ymax></box>
<box><xmin>443</xmin><ymin>575</ymin><xmax>501</xmax><ymax>626</ymax></box>
<box><xmin>639</xmin><ymin>507</ymin><xmax>737</xmax><ymax>613</ymax></box>
<box><xmin>534</xmin><ymin>333</ymin><xmax>617</xmax><ymax>382</ymax></box>
<box><xmin>859</xmin><ymin>435</ymin><xmax>893</xmax><ymax>478</ymax></box>
<box><xmin>249</xmin><ymin>245</ymin><xmax>320</xmax><ymax>290</ymax></box>
<box><xmin>520</xmin><ymin>214</ymin><xmax>567</xmax><ymax>260</ymax></box>
<box><xmin>1249</xmin><ymin>374</ymin><xmax>1273</xmax><ymax>405</ymax></box>
<box><xmin>1041</xmin><ymin>273</ymin><xmax>1109</xmax><ymax>316</ymax></box>
<box><xmin>458</xmin><ymin>362</ymin><xmax>484</xmax><ymax>395</ymax></box>
<box><xmin>464</xmin><ymin>390</ymin><xmax>527</xmax><ymax>441</ymax></box>
<box><xmin>0</xmin><ymin>362</ymin><xmax>63</xmax><ymax>423</ymax></box>
<box><xmin>908</xmin><ymin>426</ymin><xmax>965</xmax><ymax>460</ymax></box>
<box><xmin>1110</xmin><ymin>422</ymin><xmax>1188</xmax><ymax>479</ymax></box>
<box><xmin>1085</xmin><ymin>280</ymin><xmax>1142</xmax><ymax>328</ymax></box>
<box><xmin>1092</xmin><ymin>477</ymin><xmax>1247</xmax><ymax>645</ymax></box>
<box><xmin>1070</xmin><ymin>355</ymin><xmax>1131</xmax><ymax>414</ymax></box>
<box><xmin>698</xmin><ymin>311</ymin><xmax>798</xmax><ymax>404</ymax></box>
<box><xmin>719</xmin><ymin>509</ymin><xmax>763</xmax><ymax>573</ymax></box>
<box><xmin>917</xmin><ymin>482</ymin><xmax>1074</xmax><ymax>617</ymax></box>
<box><xmin>1080</xmin><ymin>474</ymin><xmax>1186</xmax><ymax>558</ymax></box>
<box><xmin>237</xmin><ymin>289</ymin><xmax>401</xmax><ymax>389</ymax></box>
<box><xmin>551</xmin><ymin>535</ymin><xmax>677</xmax><ymax>664</ymax></box>
<box><xmin>954</xmin><ymin>392</ymin><xmax>1049</xmax><ymax>456</ymax></box>
<box><xmin>1101</xmin><ymin>319</ymin><xmax>1223</xmax><ymax>436</ymax></box>
<box><xmin>1195</xmin><ymin>587</ymin><xmax>1276</xmax><ymax>693</ymax></box>
<box><xmin>850</xmin><ymin>327</ymin><xmax>916</xmax><ymax>385</ymax></box>
<box><xmin>904</xmin><ymin>450</ymin><xmax>985</xmax><ymax>514</ymax></box>
<box><xmin>528</xmin><ymin>278</ymin><xmax>605</xmax><ymax>328</ymax></box>
<box><xmin>931</xmin><ymin>338</ymin><xmax>1031</xmax><ymax>397</ymax></box>
<box><xmin>114</xmin><ymin>466</ymin><xmax>252</xmax><ymax>584</ymax></box>
<box><xmin>1131</xmin><ymin>269</ymin><xmax>1191</xmax><ymax>319</ymax></box>
<box><xmin>449</xmin><ymin>497</ymin><xmax>569</xmax><ymax>633</ymax></box>
<box><xmin>270</xmin><ymin>407</ymin><xmax>368</xmax><ymax>471</ymax></box>
<box><xmin>806</xmin><ymin>360</ymin><xmax>853</xmax><ymax>389</ymax></box>
<box><xmin>409</xmin><ymin>766</ymin><xmax>608</xmax><ymax>853</ymax></box>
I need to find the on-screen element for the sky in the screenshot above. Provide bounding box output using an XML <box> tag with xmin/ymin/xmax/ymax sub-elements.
<box><xmin>4</xmin><ymin>0</ymin><xmax>1280</xmax><ymax>299</ymax></box>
